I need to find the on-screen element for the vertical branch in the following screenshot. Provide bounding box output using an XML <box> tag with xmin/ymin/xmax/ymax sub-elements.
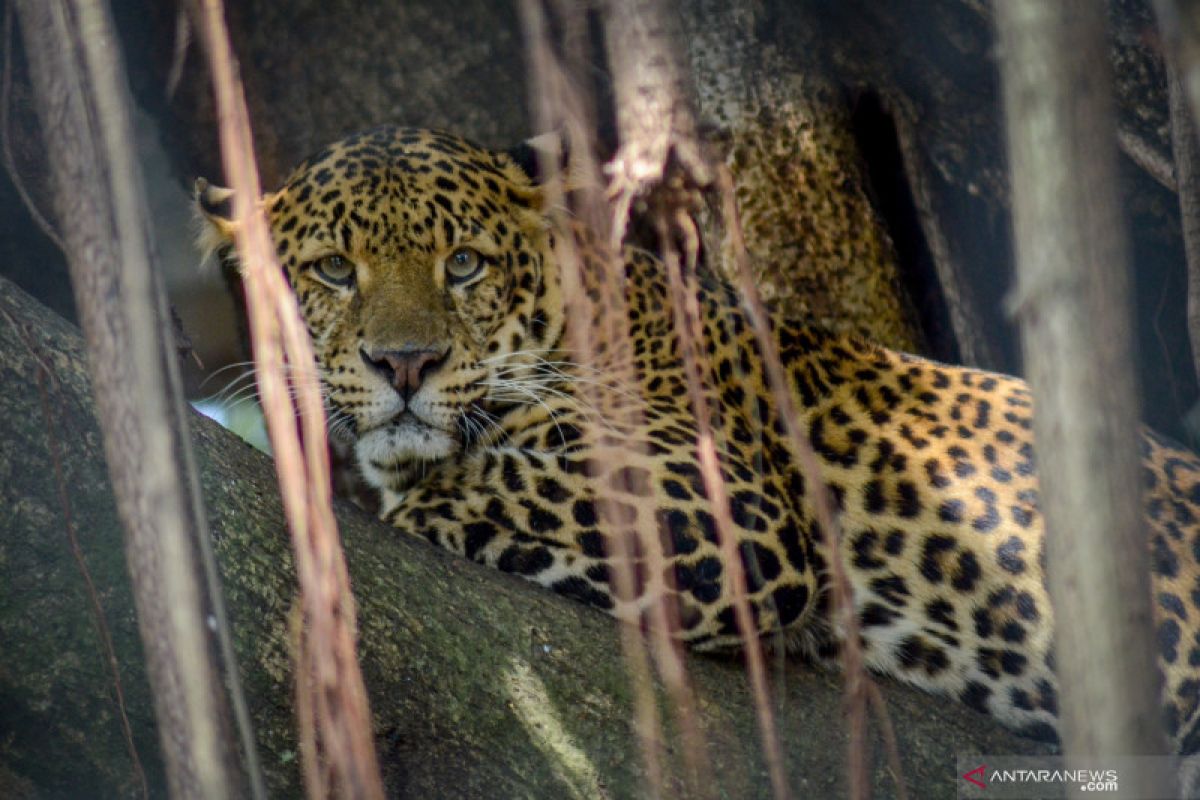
<box><xmin>1169</xmin><ymin>65</ymin><xmax>1200</xmax><ymax>404</ymax></box>
<box><xmin>656</xmin><ymin>207</ymin><xmax>792</xmax><ymax>800</ymax></box>
<box><xmin>12</xmin><ymin>0</ymin><xmax>251</xmax><ymax>797</ymax></box>
<box><xmin>996</xmin><ymin>1</ymin><xmax>1170</xmax><ymax>792</ymax></box>
<box><xmin>602</xmin><ymin>0</ymin><xmax>709</xmax><ymax>239</ymax></box>
<box><xmin>518</xmin><ymin>4</ymin><xmax>671</xmax><ymax>795</ymax></box>
<box><xmin>188</xmin><ymin>1</ymin><xmax>385</xmax><ymax>798</ymax></box>
<box><xmin>1154</xmin><ymin>0</ymin><xmax>1200</xmax><ymax>121</ymax></box>
<box><xmin>599</xmin><ymin>1</ymin><xmax>789</xmax><ymax>797</ymax></box>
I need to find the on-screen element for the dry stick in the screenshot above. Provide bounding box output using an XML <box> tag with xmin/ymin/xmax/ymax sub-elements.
<box><xmin>547</xmin><ymin>2</ymin><xmax>714</xmax><ymax>793</ymax></box>
<box><xmin>626</xmin><ymin>214</ymin><xmax>719</xmax><ymax>800</ymax></box>
<box><xmin>597</xmin><ymin>212</ymin><xmax>714</xmax><ymax>798</ymax></box>
<box><xmin>714</xmin><ymin>167</ymin><xmax>907</xmax><ymax>800</ymax></box>
<box><xmin>517</xmin><ymin>5</ymin><xmax>669</xmax><ymax>796</ymax></box>
<box><xmin>14</xmin><ymin>1</ymin><xmax>250</xmax><ymax>796</ymax></box>
<box><xmin>189</xmin><ymin>2</ymin><xmax>385</xmax><ymax>798</ymax></box>
<box><xmin>1156</xmin><ymin>0</ymin><xmax>1200</xmax><ymax>127</ymax></box>
<box><xmin>2</xmin><ymin>307</ymin><xmax>150</xmax><ymax>800</ymax></box>
<box><xmin>90</xmin><ymin>8</ymin><xmax>224</xmax><ymax>791</ymax></box>
<box><xmin>557</xmin><ymin>241</ymin><xmax>668</xmax><ymax>800</ymax></box>
<box><xmin>657</xmin><ymin>208</ymin><xmax>792</xmax><ymax>800</ymax></box>
<box><xmin>1118</xmin><ymin>126</ymin><xmax>1179</xmax><ymax>194</ymax></box>
<box><xmin>71</xmin><ymin>0</ymin><xmax>264</xmax><ymax>792</ymax></box>
<box><xmin>963</xmin><ymin>0</ymin><xmax>1179</xmax><ymax>197</ymax></box>
<box><xmin>996</xmin><ymin>3</ymin><xmax>1170</xmax><ymax>795</ymax></box>
<box><xmin>165</xmin><ymin>6</ymin><xmax>191</xmax><ymax>101</ymax></box>
<box><xmin>521</xmin><ymin>4</ymin><xmax>713</xmax><ymax>795</ymax></box>
<box><xmin>866</xmin><ymin>683</ymin><xmax>907</xmax><ymax>800</ymax></box>
<box><xmin>1172</xmin><ymin>67</ymin><xmax>1200</xmax><ymax>421</ymax></box>
<box><xmin>599</xmin><ymin>1</ymin><xmax>789</xmax><ymax>796</ymax></box>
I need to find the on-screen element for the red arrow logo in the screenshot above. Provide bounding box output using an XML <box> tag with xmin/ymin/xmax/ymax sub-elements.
<box><xmin>962</xmin><ymin>765</ymin><xmax>986</xmax><ymax>789</ymax></box>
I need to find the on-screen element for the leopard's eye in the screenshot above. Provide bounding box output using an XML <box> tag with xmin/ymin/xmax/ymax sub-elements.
<box><xmin>312</xmin><ymin>255</ymin><xmax>355</xmax><ymax>287</ymax></box>
<box><xmin>445</xmin><ymin>247</ymin><xmax>485</xmax><ymax>283</ymax></box>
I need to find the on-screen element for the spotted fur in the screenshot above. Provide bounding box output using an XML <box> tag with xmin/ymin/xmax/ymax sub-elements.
<box><xmin>198</xmin><ymin>125</ymin><xmax>1200</xmax><ymax>755</ymax></box>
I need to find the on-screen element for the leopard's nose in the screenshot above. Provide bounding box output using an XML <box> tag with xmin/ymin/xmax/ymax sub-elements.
<box><xmin>360</xmin><ymin>346</ymin><xmax>448</xmax><ymax>401</ymax></box>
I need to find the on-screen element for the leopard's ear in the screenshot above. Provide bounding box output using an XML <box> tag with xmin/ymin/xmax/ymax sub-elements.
<box><xmin>503</xmin><ymin>131</ymin><xmax>595</xmax><ymax>199</ymax></box>
<box><xmin>505</xmin><ymin>131</ymin><xmax>566</xmax><ymax>187</ymax></box>
<box><xmin>193</xmin><ymin>179</ymin><xmax>282</xmax><ymax>262</ymax></box>
<box><xmin>193</xmin><ymin>177</ymin><xmax>237</xmax><ymax>261</ymax></box>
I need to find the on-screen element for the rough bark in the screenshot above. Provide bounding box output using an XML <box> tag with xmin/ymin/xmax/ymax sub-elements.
<box><xmin>0</xmin><ymin>274</ymin><xmax>1054</xmax><ymax>798</ymax></box>
<box><xmin>997</xmin><ymin>1</ymin><xmax>1169</xmax><ymax>794</ymax></box>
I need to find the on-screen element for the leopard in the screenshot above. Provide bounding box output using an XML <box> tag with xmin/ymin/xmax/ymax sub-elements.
<box><xmin>197</xmin><ymin>124</ymin><xmax>1200</xmax><ymax>761</ymax></box>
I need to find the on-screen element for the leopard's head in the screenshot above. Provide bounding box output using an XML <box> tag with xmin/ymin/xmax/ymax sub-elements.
<box><xmin>197</xmin><ymin>126</ymin><xmax>564</xmax><ymax>488</ymax></box>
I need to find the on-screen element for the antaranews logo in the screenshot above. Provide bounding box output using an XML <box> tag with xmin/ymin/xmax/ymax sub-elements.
<box><xmin>956</xmin><ymin>754</ymin><xmax>1177</xmax><ymax>799</ymax></box>
<box><xmin>962</xmin><ymin>764</ymin><xmax>986</xmax><ymax>789</ymax></box>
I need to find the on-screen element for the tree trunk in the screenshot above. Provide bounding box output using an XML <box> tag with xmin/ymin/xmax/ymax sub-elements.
<box><xmin>997</xmin><ymin>2</ymin><xmax>1169</xmax><ymax>796</ymax></box>
<box><xmin>0</xmin><ymin>274</ymin><xmax>1053</xmax><ymax>797</ymax></box>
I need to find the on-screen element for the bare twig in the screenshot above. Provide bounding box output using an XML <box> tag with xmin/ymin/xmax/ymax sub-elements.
<box><xmin>1118</xmin><ymin>126</ymin><xmax>1178</xmax><ymax>193</ymax></box>
<box><xmin>1155</xmin><ymin>0</ymin><xmax>1200</xmax><ymax>135</ymax></box>
<box><xmin>189</xmin><ymin>1</ymin><xmax>385</xmax><ymax>797</ymax></box>
<box><xmin>656</xmin><ymin>201</ymin><xmax>792</xmax><ymax>800</ymax></box>
<box><xmin>714</xmin><ymin>165</ymin><xmax>907</xmax><ymax>800</ymax></box>
<box><xmin>596</xmin><ymin>1</ymin><xmax>793</xmax><ymax>795</ymax></box>
<box><xmin>519</xmin><ymin>4</ymin><xmax>673</xmax><ymax>795</ymax></box>
<box><xmin>867</xmin><ymin>683</ymin><xmax>908</xmax><ymax>800</ymax></box>
<box><xmin>166</xmin><ymin>6</ymin><xmax>191</xmax><ymax>100</ymax></box>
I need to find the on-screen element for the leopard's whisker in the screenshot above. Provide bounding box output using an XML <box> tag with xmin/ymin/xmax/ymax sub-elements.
<box><xmin>460</xmin><ymin>402</ymin><xmax>504</xmax><ymax>448</ymax></box>
<box><xmin>197</xmin><ymin>359</ymin><xmax>259</xmax><ymax>390</ymax></box>
<box><xmin>482</xmin><ymin>383</ymin><xmax>627</xmax><ymax>441</ymax></box>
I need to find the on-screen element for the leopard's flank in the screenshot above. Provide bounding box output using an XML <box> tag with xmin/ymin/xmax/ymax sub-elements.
<box><xmin>198</xmin><ymin>125</ymin><xmax>1200</xmax><ymax>756</ymax></box>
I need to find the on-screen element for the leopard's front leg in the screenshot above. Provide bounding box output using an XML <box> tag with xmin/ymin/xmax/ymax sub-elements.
<box><xmin>378</xmin><ymin>441</ymin><xmax>821</xmax><ymax>650</ymax></box>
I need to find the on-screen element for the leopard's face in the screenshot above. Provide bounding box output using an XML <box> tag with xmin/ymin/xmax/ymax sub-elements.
<box><xmin>198</xmin><ymin>127</ymin><xmax>562</xmax><ymax>486</ymax></box>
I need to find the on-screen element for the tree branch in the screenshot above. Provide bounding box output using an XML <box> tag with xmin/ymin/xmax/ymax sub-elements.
<box><xmin>996</xmin><ymin>2</ymin><xmax>1170</xmax><ymax>793</ymax></box>
<box><xmin>12</xmin><ymin>1</ymin><xmax>253</xmax><ymax>796</ymax></box>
